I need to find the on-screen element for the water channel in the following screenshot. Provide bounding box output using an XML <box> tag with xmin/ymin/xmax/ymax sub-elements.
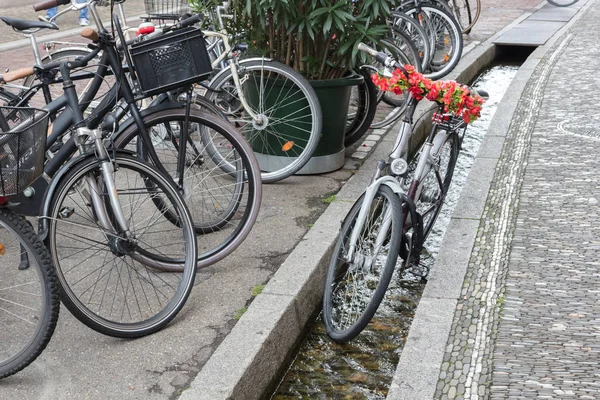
<box><xmin>272</xmin><ymin>63</ymin><xmax>521</xmax><ymax>399</ymax></box>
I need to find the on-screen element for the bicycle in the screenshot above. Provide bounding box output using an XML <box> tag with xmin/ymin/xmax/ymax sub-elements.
<box><xmin>181</xmin><ymin>0</ymin><xmax>323</xmax><ymax>183</ymax></box>
<box><xmin>0</xmin><ymin>106</ymin><xmax>59</xmax><ymax>378</ymax></box>
<box><xmin>1</xmin><ymin>4</ymin><xmax>261</xmax><ymax>268</ymax></box>
<box><xmin>0</xmin><ymin>2</ymin><xmax>265</xmax><ymax>337</ymax></box>
<box><xmin>322</xmin><ymin>43</ymin><xmax>487</xmax><ymax>343</ymax></box>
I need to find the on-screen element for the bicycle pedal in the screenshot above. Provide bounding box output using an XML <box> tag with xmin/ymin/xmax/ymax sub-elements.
<box><xmin>59</xmin><ymin>206</ymin><xmax>75</xmax><ymax>219</ymax></box>
<box><xmin>407</xmin><ymin>262</ymin><xmax>430</xmax><ymax>281</ymax></box>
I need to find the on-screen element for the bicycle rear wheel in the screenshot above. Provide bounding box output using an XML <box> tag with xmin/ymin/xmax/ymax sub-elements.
<box><xmin>0</xmin><ymin>209</ymin><xmax>59</xmax><ymax>378</ymax></box>
<box><xmin>405</xmin><ymin>131</ymin><xmax>459</xmax><ymax>241</ymax></box>
<box><xmin>323</xmin><ymin>185</ymin><xmax>403</xmax><ymax>343</ymax></box>
<box><xmin>207</xmin><ymin>59</ymin><xmax>322</xmax><ymax>183</ymax></box>
<box><xmin>46</xmin><ymin>153</ymin><xmax>197</xmax><ymax>338</ymax></box>
<box><xmin>113</xmin><ymin>108</ymin><xmax>262</xmax><ymax>268</ymax></box>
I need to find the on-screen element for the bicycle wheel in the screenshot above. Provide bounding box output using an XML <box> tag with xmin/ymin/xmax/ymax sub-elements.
<box><xmin>46</xmin><ymin>153</ymin><xmax>197</xmax><ymax>338</ymax></box>
<box><xmin>207</xmin><ymin>59</ymin><xmax>322</xmax><ymax>183</ymax></box>
<box><xmin>405</xmin><ymin>131</ymin><xmax>459</xmax><ymax>240</ymax></box>
<box><xmin>345</xmin><ymin>67</ymin><xmax>378</xmax><ymax>147</ymax></box>
<box><xmin>547</xmin><ymin>0</ymin><xmax>579</xmax><ymax>6</ymax></box>
<box><xmin>390</xmin><ymin>10</ymin><xmax>432</xmax><ymax>71</ymax></box>
<box><xmin>447</xmin><ymin>0</ymin><xmax>480</xmax><ymax>33</ymax></box>
<box><xmin>0</xmin><ymin>209</ymin><xmax>59</xmax><ymax>378</ymax></box>
<box><xmin>323</xmin><ymin>185</ymin><xmax>403</xmax><ymax>343</ymax></box>
<box><xmin>404</xmin><ymin>4</ymin><xmax>463</xmax><ymax>80</ymax></box>
<box><xmin>113</xmin><ymin>108</ymin><xmax>262</xmax><ymax>268</ymax></box>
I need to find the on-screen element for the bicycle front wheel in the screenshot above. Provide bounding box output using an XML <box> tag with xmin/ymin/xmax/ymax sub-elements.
<box><xmin>46</xmin><ymin>153</ymin><xmax>197</xmax><ymax>338</ymax></box>
<box><xmin>0</xmin><ymin>209</ymin><xmax>59</xmax><ymax>378</ymax></box>
<box><xmin>208</xmin><ymin>59</ymin><xmax>322</xmax><ymax>183</ymax></box>
<box><xmin>323</xmin><ymin>185</ymin><xmax>403</xmax><ymax>343</ymax></box>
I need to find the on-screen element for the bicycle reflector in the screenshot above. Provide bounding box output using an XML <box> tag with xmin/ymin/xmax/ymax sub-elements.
<box><xmin>137</xmin><ymin>22</ymin><xmax>155</xmax><ymax>36</ymax></box>
<box><xmin>0</xmin><ymin>243</ymin><xmax>4</xmax><ymax>256</ymax></box>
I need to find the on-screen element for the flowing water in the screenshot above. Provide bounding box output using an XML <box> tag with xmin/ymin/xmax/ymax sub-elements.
<box><xmin>272</xmin><ymin>65</ymin><xmax>520</xmax><ymax>399</ymax></box>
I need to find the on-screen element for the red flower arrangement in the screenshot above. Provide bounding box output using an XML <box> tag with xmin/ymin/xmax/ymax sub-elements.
<box><xmin>371</xmin><ymin>66</ymin><xmax>485</xmax><ymax>124</ymax></box>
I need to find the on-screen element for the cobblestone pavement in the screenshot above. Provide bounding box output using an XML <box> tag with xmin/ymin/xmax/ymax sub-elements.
<box><xmin>435</xmin><ymin>2</ymin><xmax>600</xmax><ymax>399</ymax></box>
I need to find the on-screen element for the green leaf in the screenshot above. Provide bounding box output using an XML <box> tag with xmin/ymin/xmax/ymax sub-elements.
<box><xmin>323</xmin><ymin>14</ymin><xmax>333</xmax><ymax>34</ymax></box>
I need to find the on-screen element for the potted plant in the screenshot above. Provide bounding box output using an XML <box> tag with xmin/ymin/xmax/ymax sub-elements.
<box><xmin>218</xmin><ymin>0</ymin><xmax>392</xmax><ymax>172</ymax></box>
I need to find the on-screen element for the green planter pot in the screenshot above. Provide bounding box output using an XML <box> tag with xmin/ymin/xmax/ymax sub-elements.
<box><xmin>245</xmin><ymin>73</ymin><xmax>364</xmax><ymax>175</ymax></box>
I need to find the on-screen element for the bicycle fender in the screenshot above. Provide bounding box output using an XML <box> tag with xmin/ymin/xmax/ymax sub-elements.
<box><xmin>37</xmin><ymin>149</ymin><xmax>136</xmax><ymax>241</ymax></box>
<box><xmin>112</xmin><ymin>101</ymin><xmax>186</xmax><ymax>141</ymax></box>
<box><xmin>208</xmin><ymin>57</ymin><xmax>274</xmax><ymax>87</ymax></box>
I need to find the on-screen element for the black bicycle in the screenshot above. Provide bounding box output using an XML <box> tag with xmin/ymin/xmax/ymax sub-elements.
<box><xmin>0</xmin><ymin>2</ymin><xmax>261</xmax><ymax>338</ymax></box>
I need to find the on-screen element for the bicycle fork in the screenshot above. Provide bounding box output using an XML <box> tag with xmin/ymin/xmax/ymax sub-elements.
<box><xmin>74</xmin><ymin>127</ymin><xmax>131</xmax><ymax>238</ymax></box>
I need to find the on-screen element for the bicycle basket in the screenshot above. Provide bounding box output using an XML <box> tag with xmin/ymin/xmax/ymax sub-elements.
<box><xmin>144</xmin><ymin>0</ymin><xmax>191</xmax><ymax>19</ymax></box>
<box><xmin>130</xmin><ymin>27</ymin><xmax>212</xmax><ymax>96</ymax></box>
<box><xmin>0</xmin><ymin>107</ymin><xmax>49</xmax><ymax>196</ymax></box>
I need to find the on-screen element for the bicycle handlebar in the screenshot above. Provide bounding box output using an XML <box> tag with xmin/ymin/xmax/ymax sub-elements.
<box><xmin>357</xmin><ymin>42</ymin><xmax>408</xmax><ymax>76</ymax></box>
<box><xmin>163</xmin><ymin>14</ymin><xmax>204</xmax><ymax>33</ymax></box>
<box><xmin>33</xmin><ymin>0</ymin><xmax>70</xmax><ymax>12</ymax></box>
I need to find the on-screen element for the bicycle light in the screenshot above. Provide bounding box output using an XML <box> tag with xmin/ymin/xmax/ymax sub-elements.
<box><xmin>390</xmin><ymin>158</ymin><xmax>408</xmax><ymax>176</ymax></box>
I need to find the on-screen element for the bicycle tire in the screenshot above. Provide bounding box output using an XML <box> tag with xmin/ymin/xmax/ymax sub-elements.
<box><xmin>46</xmin><ymin>153</ymin><xmax>197</xmax><ymax>338</ymax></box>
<box><xmin>405</xmin><ymin>130</ymin><xmax>459</xmax><ymax>240</ymax></box>
<box><xmin>390</xmin><ymin>10</ymin><xmax>432</xmax><ymax>70</ymax></box>
<box><xmin>0</xmin><ymin>209</ymin><xmax>59</xmax><ymax>378</ymax></box>
<box><xmin>207</xmin><ymin>59</ymin><xmax>322</xmax><ymax>183</ymax></box>
<box><xmin>448</xmin><ymin>0</ymin><xmax>480</xmax><ymax>34</ymax></box>
<box><xmin>323</xmin><ymin>185</ymin><xmax>403</xmax><ymax>343</ymax></box>
<box><xmin>112</xmin><ymin>108</ymin><xmax>262</xmax><ymax>269</ymax></box>
<box><xmin>344</xmin><ymin>67</ymin><xmax>378</xmax><ymax>147</ymax></box>
<box><xmin>403</xmin><ymin>4</ymin><xmax>463</xmax><ymax>80</ymax></box>
<box><xmin>547</xmin><ymin>0</ymin><xmax>579</xmax><ymax>6</ymax></box>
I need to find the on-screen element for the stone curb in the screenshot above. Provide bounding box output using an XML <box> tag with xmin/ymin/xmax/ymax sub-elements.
<box><xmin>178</xmin><ymin>21</ymin><xmax>515</xmax><ymax>400</ymax></box>
<box><xmin>386</xmin><ymin>0</ymin><xmax>595</xmax><ymax>399</ymax></box>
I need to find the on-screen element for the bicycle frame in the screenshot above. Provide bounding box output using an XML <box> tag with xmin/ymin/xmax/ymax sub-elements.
<box><xmin>345</xmin><ymin>98</ymin><xmax>450</xmax><ymax>263</ymax></box>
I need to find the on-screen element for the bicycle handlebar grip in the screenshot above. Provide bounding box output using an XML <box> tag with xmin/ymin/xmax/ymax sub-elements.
<box><xmin>32</xmin><ymin>0</ymin><xmax>69</xmax><ymax>12</ymax></box>
<box><xmin>80</xmin><ymin>27</ymin><xmax>99</xmax><ymax>42</ymax></box>
<box><xmin>357</xmin><ymin>43</ymin><xmax>378</xmax><ymax>57</ymax></box>
<box><xmin>179</xmin><ymin>13</ymin><xmax>203</xmax><ymax>28</ymax></box>
<box><xmin>1</xmin><ymin>67</ymin><xmax>35</xmax><ymax>83</ymax></box>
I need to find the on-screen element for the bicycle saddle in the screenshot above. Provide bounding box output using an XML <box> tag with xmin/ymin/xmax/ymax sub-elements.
<box><xmin>0</xmin><ymin>16</ymin><xmax>58</xmax><ymax>32</ymax></box>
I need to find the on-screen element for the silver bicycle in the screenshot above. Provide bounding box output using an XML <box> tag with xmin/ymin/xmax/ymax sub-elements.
<box><xmin>322</xmin><ymin>43</ymin><xmax>488</xmax><ymax>342</ymax></box>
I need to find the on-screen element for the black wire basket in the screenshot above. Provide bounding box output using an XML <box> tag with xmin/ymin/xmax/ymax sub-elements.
<box><xmin>0</xmin><ymin>107</ymin><xmax>49</xmax><ymax>196</ymax></box>
<box><xmin>130</xmin><ymin>27</ymin><xmax>213</xmax><ymax>96</ymax></box>
<box><xmin>143</xmin><ymin>0</ymin><xmax>191</xmax><ymax>19</ymax></box>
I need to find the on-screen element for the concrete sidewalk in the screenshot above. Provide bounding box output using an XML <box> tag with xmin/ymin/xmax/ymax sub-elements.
<box><xmin>389</xmin><ymin>0</ymin><xmax>600</xmax><ymax>399</ymax></box>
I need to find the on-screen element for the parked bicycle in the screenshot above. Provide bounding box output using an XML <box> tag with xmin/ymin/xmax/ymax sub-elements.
<box><xmin>0</xmin><ymin>106</ymin><xmax>59</xmax><ymax>378</ymax></box>
<box><xmin>322</xmin><ymin>43</ymin><xmax>488</xmax><ymax>342</ymax></box>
